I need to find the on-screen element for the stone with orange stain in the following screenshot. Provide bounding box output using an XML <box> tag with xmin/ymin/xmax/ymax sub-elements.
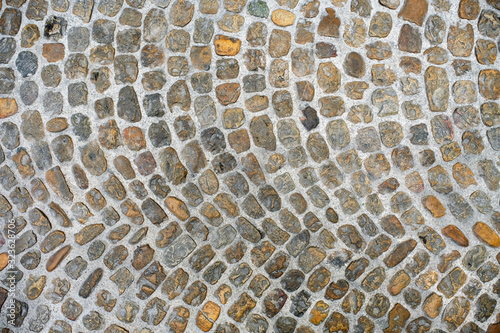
<box><xmin>214</xmin><ymin>35</ymin><xmax>241</xmax><ymax>56</ymax></box>
<box><xmin>458</xmin><ymin>0</ymin><xmax>480</xmax><ymax>20</ymax></box>
<box><xmin>214</xmin><ymin>193</ymin><xmax>240</xmax><ymax>217</ymax></box>
<box><xmin>216</xmin><ymin>284</ymin><xmax>232</xmax><ymax>304</ymax></box>
<box><xmin>437</xmin><ymin>267</ymin><xmax>466</xmax><ymax>298</ymax></box>
<box><xmin>440</xmin><ymin>142</ymin><xmax>462</xmax><ymax>162</ymax></box>
<box><xmin>422</xmin><ymin>292</ymin><xmax>442</xmax><ymax>318</ymax></box>
<box><xmin>405</xmin><ymin>171</ymin><xmax>424</xmax><ymax>193</ymax></box>
<box><xmin>437</xmin><ymin>250</ymin><xmax>460</xmax><ymax>273</ymax></box>
<box><xmin>324</xmin><ymin>312</ymin><xmax>349</xmax><ymax>332</ymax></box>
<box><xmin>168</xmin><ymin>306</ymin><xmax>190</xmax><ymax>333</ymax></box>
<box><xmin>162</xmin><ymin>268</ymin><xmax>189</xmax><ymax>299</ymax></box>
<box><xmin>0</xmin><ymin>253</ymin><xmax>8</xmax><ymax>271</ymax></box>
<box><xmin>165</xmin><ymin>196</ymin><xmax>190</xmax><ymax>221</ymax></box>
<box><xmin>123</xmin><ymin>126</ymin><xmax>146</xmax><ymax>151</ymax></box>
<box><xmin>442</xmin><ymin>225</ymin><xmax>469</xmax><ymax>247</ymax></box>
<box><xmin>272</xmin><ymin>9</ymin><xmax>295</xmax><ymax>26</ymax></box>
<box><xmin>216</xmin><ymin>83</ymin><xmax>241</xmax><ymax>106</ymax></box>
<box><xmin>387</xmin><ymin>270</ymin><xmax>410</xmax><ymax>296</ymax></box>
<box><xmin>398</xmin><ymin>0</ymin><xmax>428</xmax><ymax>26</ymax></box>
<box><xmin>12</xmin><ymin>148</ymin><xmax>35</xmax><ymax>179</ymax></box>
<box><xmin>46</xmin><ymin>117</ymin><xmax>69</xmax><ymax>132</ymax></box>
<box><xmin>318</xmin><ymin>8</ymin><xmax>340</xmax><ymax>38</ymax></box>
<box><xmin>21</xmin><ymin>24</ymin><xmax>40</xmax><ymax>48</ymax></box>
<box><xmin>196</xmin><ymin>301</ymin><xmax>221</xmax><ymax>332</ymax></box>
<box><xmin>46</xmin><ymin>166</ymin><xmax>74</xmax><ymax>202</ymax></box>
<box><xmin>473</xmin><ymin>222</ymin><xmax>500</xmax><ymax>247</ymax></box>
<box><xmin>309</xmin><ymin>300</ymin><xmax>329</xmax><ymax>325</ymax></box>
<box><xmin>384</xmin><ymin>239</ymin><xmax>417</xmax><ymax>268</ymax></box>
<box><xmin>400</xmin><ymin>56</ymin><xmax>422</xmax><ymax>74</ymax></box>
<box><xmin>385</xmin><ymin>304</ymin><xmax>410</xmax><ymax>333</ymax></box>
<box><xmin>75</xmin><ymin>224</ymin><xmax>104</xmax><ymax>247</ymax></box>
<box><xmin>43</xmin><ymin>43</ymin><xmax>65</xmax><ymax>62</ymax></box>
<box><xmin>200</xmin><ymin>203</ymin><xmax>223</xmax><ymax>226</ymax></box>
<box><xmin>452</xmin><ymin>162</ymin><xmax>477</xmax><ymax>188</ymax></box>
<box><xmin>479</xmin><ymin>69</ymin><xmax>500</xmax><ymax>100</ymax></box>
<box><xmin>228</xmin><ymin>129</ymin><xmax>251</xmax><ymax>153</ymax></box>
<box><xmin>49</xmin><ymin>202</ymin><xmax>72</xmax><ymax>227</ymax></box>
<box><xmin>0</xmin><ymin>98</ymin><xmax>18</xmax><ymax>119</ymax></box>
<box><xmin>421</xmin><ymin>195</ymin><xmax>446</xmax><ymax>218</ymax></box>
<box><xmin>120</xmin><ymin>198</ymin><xmax>144</xmax><ymax>225</ymax></box>
<box><xmin>25</xmin><ymin>275</ymin><xmax>46</xmax><ymax>300</ymax></box>
<box><xmin>86</xmin><ymin>188</ymin><xmax>107</xmax><ymax>211</ymax></box>
<box><xmin>227</xmin><ymin>292</ymin><xmax>256</xmax><ymax>322</ymax></box>
<box><xmin>448</xmin><ymin>24</ymin><xmax>474</xmax><ymax>58</ymax></box>
<box><xmin>46</xmin><ymin>244</ymin><xmax>71</xmax><ymax>272</ymax></box>
<box><xmin>415</xmin><ymin>270</ymin><xmax>439</xmax><ymax>290</ymax></box>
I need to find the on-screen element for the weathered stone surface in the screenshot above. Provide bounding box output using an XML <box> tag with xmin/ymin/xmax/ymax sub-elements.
<box><xmin>0</xmin><ymin>37</ymin><xmax>16</xmax><ymax>65</ymax></box>
<box><xmin>4</xmin><ymin>2</ymin><xmax>500</xmax><ymax>330</ymax></box>
<box><xmin>442</xmin><ymin>297</ymin><xmax>470</xmax><ymax>331</ymax></box>
<box><xmin>163</xmin><ymin>234</ymin><xmax>196</xmax><ymax>267</ymax></box>
<box><xmin>369</xmin><ymin>11</ymin><xmax>392</xmax><ymax>37</ymax></box>
<box><xmin>318</xmin><ymin>8</ymin><xmax>340</xmax><ymax>37</ymax></box>
<box><xmin>384</xmin><ymin>239</ymin><xmax>417</xmax><ymax>268</ymax></box>
<box><xmin>227</xmin><ymin>292</ymin><xmax>256</xmax><ymax>322</ymax></box>
<box><xmin>324</xmin><ymin>312</ymin><xmax>349</xmax><ymax>333</ymax></box>
<box><xmin>344</xmin><ymin>52</ymin><xmax>365</xmax><ymax>79</ymax></box>
<box><xmin>448</xmin><ymin>23</ymin><xmax>474</xmax><ymax>57</ymax></box>
<box><xmin>425</xmin><ymin>66</ymin><xmax>449</xmax><ymax>112</ymax></box>
<box><xmin>399</xmin><ymin>0</ymin><xmax>427</xmax><ymax>26</ymax></box>
<box><xmin>459</xmin><ymin>0</ymin><xmax>480</xmax><ymax>19</ymax></box>
<box><xmin>424</xmin><ymin>46</ymin><xmax>448</xmax><ymax>65</ymax></box>
<box><xmin>473</xmin><ymin>222</ymin><xmax>500</xmax><ymax>247</ymax></box>
<box><xmin>478</xmin><ymin>10</ymin><xmax>500</xmax><ymax>39</ymax></box>
<box><xmin>398</xmin><ymin>24</ymin><xmax>422</xmax><ymax>53</ymax></box>
<box><xmin>478</xmin><ymin>69</ymin><xmax>500</xmax><ymax>101</ymax></box>
<box><xmin>343</xmin><ymin>18</ymin><xmax>367</xmax><ymax>48</ymax></box>
<box><xmin>372</xmin><ymin>88</ymin><xmax>398</xmax><ymax>117</ymax></box>
<box><xmin>435</xmin><ymin>267</ymin><xmax>465</xmax><ymax>299</ymax></box>
<box><xmin>366</xmin><ymin>293</ymin><xmax>389</xmax><ymax>318</ymax></box>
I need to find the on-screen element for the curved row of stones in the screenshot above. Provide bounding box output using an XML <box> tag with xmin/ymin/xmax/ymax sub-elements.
<box><xmin>0</xmin><ymin>0</ymin><xmax>500</xmax><ymax>331</ymax></box>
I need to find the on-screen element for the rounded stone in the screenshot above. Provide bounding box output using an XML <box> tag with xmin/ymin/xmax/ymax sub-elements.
<box><xmin>478</xmin><ymin>10</ymin><xmax>500</xmax><ymax>39</ymax></box>
<box><xmin>369</xmin><ymin>11</ymin><xmax>392</xmax><ymax>37</ymax></box>
<box><xmin>21</xmin><ymin>24</ymin><xmax>41</xmax><ymax>48</ymax></box>
<box><xmin>479</xmin><ymin>69</ymin><xmax>500</xmax><ymax>100</ymax></box>
<box><xmin>343</xmin><ymin>52</ymin><xmax>365</xmax><ymax>78</ymax></box>
<box><xmin>476</xmin><ymin>39</ymin><xmax>497</xmax><ymax>65</ymax></box>
<box><xmin>82</xmin><ymin>311</ymin><xmax>105</xmax><ymax>330</ymax></box>
<box><xmin>16</xmin><ymin>51</ymin><xmax>38</xmax><ymax>78</ymax></box>
<box><xmin>19</xmin><ymin>81</ymin><xmax>38</xmax><ymax>106</ymax></box>
<box><xmin>68</xmin><ymin>27</ymin><xmax>90</xmax><ymax>52</ymax></box>
<box><xmin>0</xmin><ymin>37</ymin><xmax>16</xmax><ymax>64</ymax></box>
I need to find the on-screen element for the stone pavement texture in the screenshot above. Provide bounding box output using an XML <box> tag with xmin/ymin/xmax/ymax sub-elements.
<box><xmin>0</xmin><ymin>0</ymin><xmax>500</xmax><ymax>331</ymax></box>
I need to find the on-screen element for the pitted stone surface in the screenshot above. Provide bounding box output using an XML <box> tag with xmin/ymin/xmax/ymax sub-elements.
<box><xmin>1</xmin><ymin>0</ymin><xmax>500</xmax><ymax>332</ymax></box>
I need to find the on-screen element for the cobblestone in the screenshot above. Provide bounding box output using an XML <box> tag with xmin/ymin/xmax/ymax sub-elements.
<box><xmin>0</xmin><ymin>0</ymin><xmax>499</xmax><ymax>331</ymax></box>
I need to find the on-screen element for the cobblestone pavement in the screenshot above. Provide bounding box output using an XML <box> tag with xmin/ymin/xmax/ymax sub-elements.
<box><xmin>0</xmin><ymin>0</ymin><xmax>500</xmax><ymax>331</ymax></box>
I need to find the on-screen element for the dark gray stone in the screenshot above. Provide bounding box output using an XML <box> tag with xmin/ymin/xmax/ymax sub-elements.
<box><xmin>0</xmin><ymin>37</ymin><xmax>16</xmax><ymax>64</ymax></box>
<box><xmin>19</xmin><ymin>81</ymin><xmax>38</xmax><ymax>105</ymax></box>
<box><xmin>16</xmin><ymin>51</ymin><xmax>38</xmax><ymax>77</ymax></box>
<box><xmin>117</xmin><ymin>85</ymin><xmax>141</xmax><ymax>122</ymax></box>
<box><xmin>68</xmin><ymin>82</ymin><xmax>88</xmax><ymax>106</ymax></box>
